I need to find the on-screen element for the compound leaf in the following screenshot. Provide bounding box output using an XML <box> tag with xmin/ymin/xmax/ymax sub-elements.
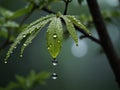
<box><xmin>4</xmin><ymin>14</ymin><xmax>54</xmax><ymax>62</ymax></box>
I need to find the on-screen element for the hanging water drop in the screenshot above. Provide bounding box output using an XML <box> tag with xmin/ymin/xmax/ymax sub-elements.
<box><xmin>52</xmin><ymin>73</ymin><xmax>58</xmax><ymax>80</ymax></box>
<box><xmin>4</xmin><ymin>61</ymin><xmax>7</xmax><ymax>64</ymax></box>
<box><xmin>53</xmin><ymin>33</ymin><xmax>57</xmax><ymax>39</ymax></box>
<box><xmin>52</xmin><ymin>59</ymin><xmax>58</xmax><ymax>66</ymax></box>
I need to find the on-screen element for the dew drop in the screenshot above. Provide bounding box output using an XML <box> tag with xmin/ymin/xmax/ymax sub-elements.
<box><xmin>47</xmin><ymin>47</ymin><xmax>50</xmax><ymax>50</ymax></box>
<box><xmin>52</xmin><ymin>59</ymin><xmax>58</xmax><ymax>66</ymax></box>
<box><xmin>29</xmin><ymin>31</ymin><xmax>32</xmax><ymax>34</ymax></box>
<box><xmin>23</xmin><ymin>44</ymin><xmax>27</xmax><ymax>46</ymax></box>
<box><xmin>23</xmin><ymin>35</ymin><xmax>26</xmax><ymax>38</ymax></box>
<box><xmin>57</xmin><ymin>40</ymin><xmax>60</xmax><ymax>43</ymax></box>
<box><xmin>14</xmin><ymin>47</ymin><xmax>16</xmax><ymax>49</ymax></box>
<box><xmin>4</xmin><ymin>61</ymin><xmax>7</xmax><ymax>64</ymax></box>
<box><xmin>52</xmin><ymin>73</ymin><xmax>58</xmax><ymax>80</ymax></box>
<box><xmin>20</xmin><ymin>55</ymin><xmax>23</xmax><ymax>57</ymax></box>
<box><xmin>53</xmin><ymin>34</ymin><xmax>57</xmax><ymax>39</ymax></box>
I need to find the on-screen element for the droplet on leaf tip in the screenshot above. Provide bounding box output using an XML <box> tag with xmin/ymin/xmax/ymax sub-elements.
<box><xmin>4</xmin><ymin>61</ymin><xmax>7</xmax><ymax>64</ymax></box>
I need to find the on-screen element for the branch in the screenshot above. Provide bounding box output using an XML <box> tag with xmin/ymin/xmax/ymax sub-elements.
<box><xmin>86</xmin><ymin>0</ymin><xmax>120</xmax><ymax>87</ymax></box>
<box><xmin>42</xmin><ymin>7</ymin><xmax>101</xmax><ymax>45</ymax></box>
<box><xmin>80</xmin><ymin>35</ymin><xmax>101</xmax><ymax>45</ymax></box>
<box><xmin>63</xmin><ymin>0</ymin><xmax>72</xmax><ymax>15</ymax></box>
<box><xmin>42</xmin><ymin>7</ymin><xmax>56</xmax><ymax>14</ymax></box>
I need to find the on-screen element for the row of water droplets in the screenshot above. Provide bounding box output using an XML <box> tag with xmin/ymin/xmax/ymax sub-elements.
<box><xmin>52</xmin><ymin>58</ymin><xmax>58</xmax><ymax>80</ymax></box>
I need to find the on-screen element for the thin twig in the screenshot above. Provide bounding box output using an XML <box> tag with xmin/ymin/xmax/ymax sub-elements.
<box><xmin>80</xmin><ymin>35</ymin><xmax>101</xmax><ymax>45</ymax></box>
<box><xmin>63</xmin><ymin>0</ymin><xmax>72</xmax><ymax>15</ymax></box>
<box><xmin>42</xmin><ymin>7</ymin><xmax>56</xmax><ymax>14</ymax></box>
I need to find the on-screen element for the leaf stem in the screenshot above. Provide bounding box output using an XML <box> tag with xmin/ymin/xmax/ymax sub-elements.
<box><xmin>63</xmin><ymin>0</ymin><xmax>72</xmax><ymax>15</ymax></box>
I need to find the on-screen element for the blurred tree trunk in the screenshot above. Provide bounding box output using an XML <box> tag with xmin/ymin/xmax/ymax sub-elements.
<box><xmin>86</xmin><ymin>0</ymin><xmax>120</xmax><ymax>87</ymax></box>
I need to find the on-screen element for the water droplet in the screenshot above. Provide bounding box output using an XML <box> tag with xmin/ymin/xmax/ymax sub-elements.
<box><xmin>29</xmin><ymin>31</ymin><xmax>32</xmax><ymax>34</ymax></box>
<box><xmin>57</xmin><ymin>40</ymin><xmax>60</xmax><ymax>43</ymax></box>
<box><xmin>52</xmin><ymin>73</ymin><xmax>58</xmax><ymax>80</ymax></box>
<box><xmin>23</xmin><ymin>35</ymin><xmax>26</xmax><ymax>38</ymax></box>
<box><xmin>89</xmin><ymin>33</ymin><xmax>92</xmax><ymax>36</ymax></box>
<box><xmin>14</xmin><ymin>47</ymin><xmax>16</xmax><ymax>49</ymax></box>
<box><xmin>4</xmin><ymin>61</ymin><xmax>7</xmax><ymax>64</ymax></box>
<box><xmin>20</xmin><ymin>55</ymin><xmax>23</xmax><ymax>57</ymax></box>
<box><xmin>36</xmin><ymin>27</ymin><xmax>39</xmax><ymax>29</ymax></box>
<box><xmin>47</xmin><ymin>47</ymin><xmax>50</xmax><ymax>50</ymax></box>
<box><xmin>52</xmin><ymin>59</ymin><xmax>58</xmax><ymax>66</ymax></box>
<box><xmin>53</xmin><ymin>34</ymin><xmax>57</xmax><ymax>39</ymax></box>
<box><xmin>23</xmin><ymin>44</ymin><xmax>27</xmax><ymax>46</ymax></box>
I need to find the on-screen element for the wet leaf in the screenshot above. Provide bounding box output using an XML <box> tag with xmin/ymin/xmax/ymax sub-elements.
<box><xmin>66</xmin><ymin>15</ymin><xmax>91</xmax><ymax>35</ymax></box>
<box><xmin>20</xmin><ymin>17</ymin><xmax>53</xmax><ymax>56</ymax></box>
<box><xmin>4</xmin><ymin>14</ymin><xmax>54</xmax><ymax>61</ymax></box>
<box><xmin>61</xmin><ymin>15</ymin><xmax>78</xmax><ymax>45</ymax></box>
<box><xmin>46</xmin><ymin>17</ymin><xmax>63</xmax><ymax>59</ymax></box>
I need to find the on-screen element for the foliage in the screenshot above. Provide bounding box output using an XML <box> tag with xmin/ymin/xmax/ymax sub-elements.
<box><xmin>0</xmin><ymin>71</ymin><xmax>51</xmax><ymax>90</ymax></box>
<box><xmin>4</xmin><ymin>11</ymin><xmax>90</xmax><ymax>62</ymax></box>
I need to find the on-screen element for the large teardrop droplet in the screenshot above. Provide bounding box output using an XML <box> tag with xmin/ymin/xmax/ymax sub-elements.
<box><xmin>52</xmin><ymin>59</ymin><xmax>58</xmax><ymax>66</ymax></box>
<box><xmin>52</xmin><ymin>73</ymin><xmax>58</xmax><ymax>80</ymax></box>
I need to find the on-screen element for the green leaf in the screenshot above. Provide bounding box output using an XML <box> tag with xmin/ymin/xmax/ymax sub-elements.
<box><xmin>46</xmin><ymin>17</ymin><xmax>63</xmax><ymax>59</ymax></box>
<box><xmin>3</xmin><ymin>21</ymin><xmax>19</xmax><ymax>28</ymax></box>
<box><xmin>66</xmin><ymin>15</ymin><xmax>91</xmax><ymax>35</ymax></box>
<box><xmin>9</xmin><ymin>4</ymin><xmax>34</xmax><ymax>19</ymax></box>
<box><xmin>20</xmin><ymin>17</ymin><xmax>53</xmax><ymax>56</ymax></box>
<box><xmin>0</xmin><ymin>7</ymin><xmax>13</xmax><ymax>18</ymax></box>
<box><xmin>61</xmin><ymin>15</ymin><xmax>78</xmax><ymax>45</ymax></box>
<box><xmin>4</xmin><ymin>14</ymin><xmax>54</xmax><ymax>62</ymax></box>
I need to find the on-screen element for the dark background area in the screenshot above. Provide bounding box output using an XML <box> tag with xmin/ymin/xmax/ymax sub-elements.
<box><xmin>0</xmin><ymin>0</ymin><xmax>120</xmax><ymax>90</ymax></box>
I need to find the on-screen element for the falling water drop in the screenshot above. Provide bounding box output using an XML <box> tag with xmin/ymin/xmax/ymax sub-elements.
<box><xmin>52</xmin><ymin>73</ymin><xmax>58</xmax><ymax>80</ymax></box>
<box><xmin>52</xmin><ymin>59</ymin><xmax>58</xmax><ymax>66</ymax></box>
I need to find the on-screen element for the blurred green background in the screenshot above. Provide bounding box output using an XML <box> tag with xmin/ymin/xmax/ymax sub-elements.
<box><xmin>0</xmin><ymin>0</ymin><xmax>120</xmax><ymax>90</ymax></box>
